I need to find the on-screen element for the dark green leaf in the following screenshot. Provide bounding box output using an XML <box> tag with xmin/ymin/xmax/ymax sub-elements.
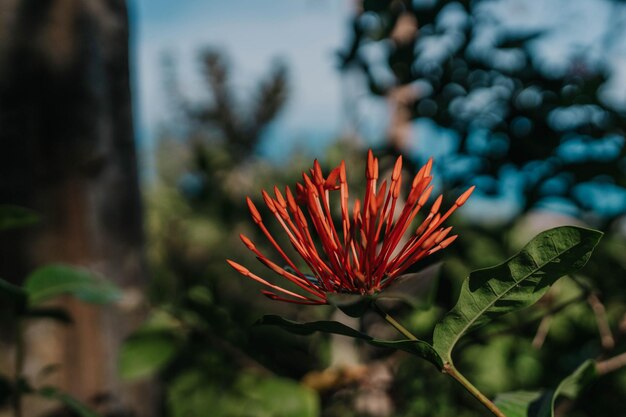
<box><xmin>327</xmin><ymin>264</ymin><xmax>440</xmax><ymax>315</ymax></box>
<box><xmin>24</xmin><ymin>264</ymin><xmax>121</xmax><ymax>305</ymax></box>
<box><xmin>377</xmin><ymin>263</ymin><xmax>441</xmax><ymax>309</ymax></box>
<box><xmin>23</xmin><ymin>307</ymin><xmax>73</xmax><ymax>323</ymax></box>
<box><xmin>0</xmin><ymin>374</ymin><xmax>12</xmax><ymax>408</ymax></box>
<box><xmin>39</xmin><ymin>387</ymin><xmax>101</xmax><ymax>417</ymax></box>
<box><xmin>433</xmin><ymin>226</ymin><xmax>602</xmax><ymax>364</ymax></box>
<box><xmin>0</xmin><ymin>205</ymin><xmax>39</xmax><ymax>231</ymax></box>
<box><xmin>187</xmin><ymin>285</ymin><xmax>214</xmax><ymax>306</ymax></box>
<box><xmin>119</xmin><ymin>331</ymin><xmax>181</xmax><ymax>380</ymax></box>
<box><xmin>256</xmin><ymin>314</ymin><xmax>443</xmax><ymax>369</ymax></box>
<box><xmin>0</xmin><ymin>278</ymin><xmax>27</xmax><ymax>310</ymax></box>
<box><xmin>551</xmin><ymin>359</ymin><xmax>596</xmax><ymax>411</ymax></box>
<box><xmin>326</xmin><ymin>293</ymin><xmax>373</xmax><ymax>317</ymax></box>
<box><xmin>493</xmin><ymin>360</ymin><xmax>596</xmax><ymax>417</ymax></box>
<box><xmin>493</xmin><ymin>391</ymin><xmax>548</xmax><ymax>417</ymax></box>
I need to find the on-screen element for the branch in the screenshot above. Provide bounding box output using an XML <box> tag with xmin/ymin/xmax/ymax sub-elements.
<box><xmin>531</xmin><ymin>315</ymin><xmax>553</xmax><ymax>349</ymax></box>
<box><xmin>587</xmin><ymin>293</ymin><xmax>615</xmax><ymax>350</ymax></box>
<box><xmin>596</xmin><ymin>352</ymin><xmax>626</xmax><ymax>376</ymax></box>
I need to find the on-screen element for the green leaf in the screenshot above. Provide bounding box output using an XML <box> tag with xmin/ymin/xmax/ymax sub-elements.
<box><xmin>24</xmin><ymin>264</ymin><xmax>121</xmax><ymax>305</ymax></box>
<box><xmin>0</xmin><ymin>374</ymin><xmax>12</xmax><ymax>408</ymax></box>
<box><xmin>433</xmin><ymin>226</ymin><xmax>602</xmax><ymax>364</ymax></box>
<box><xmin>493</xmin><ymin>360</ymin><xmax>596</xmax><ymax>417</ymax></box>
<box><xmin>0</xmin><ymin>205</ymin><xmax>39</xmax><ymax>231</ymax></box>
<box><xmin>119</xmin><ymin>331</ymin><xmax>181</xmax><ymax>380</ymax></box>
<box><xmin>551</xmin><ymin>359</ymin><xmax>596</xmax><ymax>411</ymax></box>
<box><xmin>237</xmin><ymin>374</ymin><xmax>319</xmax><ymax>417</ymax></box>
<box><xmin>119</xmin><ymin>309</ymin><xmax>184</xmax><ymax>380</ymax></box>
<box><xmin>39</xmin><ymin>387</ymin><xmax>101</xmax><ymax>417</ymax></box>
<box><xmin>493</xmin><ymin>391</ymin><xmax>547</xmax><ymax>417</ymax></box>
<box><xmin>377</xmin><ymin>263</ymin><xmax>441</xmax><ymax>309</ymax></box>
<box><xmin>326</xmin><ymin>265</ymin><xmax>441</xmax><ymax>316</ymax></box>
<box><xmin>168</xmin><ymin>370</ymin><xmax>319</xmax><ymax>417</ymax></box>
<box><xmin>256</xmin><ymin>315</ymin><xmax>443</xmax><ymax>369</ymax></box>
<box><xmin>326</xmin><ymin>293</ymin><xmax>373</xmax><ymax>318</ymax></box>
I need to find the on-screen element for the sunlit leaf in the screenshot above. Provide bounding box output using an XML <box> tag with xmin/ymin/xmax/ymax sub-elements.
<box><xmin>493</xmin><ymin>360</ymin><xmax>596</xmax><ymax>417</ymax></box>
<box><xmin>24</xmin><ymin>264</ymin><xmax>121</xmax><ymax>305</ymax></box>
<box><xmin>257</xmin><ymin>314</ymin><xmax>443</xmax><ymax>369</ymax></box>
<box><xmin>433</xmin><ymin>226</ymin><xmax>602</xmax><ymax>364</ymax></box>
<box><xmin>0</xmin><ymin>205</ymin><xmax>39</xmax><ymax>231</ymax></box>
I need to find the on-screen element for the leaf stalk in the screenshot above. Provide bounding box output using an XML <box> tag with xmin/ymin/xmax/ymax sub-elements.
<box><xmin>371</xmin><ymin>302</ymin><xmax>417</xmax><ymax>341</ymax></box>
<box><xmin>442</xmin><ymin>363</ymin><xmax>506</xmax><ymax>417</ymax></box>
<box><xmin>372</xmin><ymin>302</ymin><xmax>506</xmax><ymax>417</ymax></box>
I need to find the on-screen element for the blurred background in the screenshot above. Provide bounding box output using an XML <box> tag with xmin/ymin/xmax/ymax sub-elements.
<box><xmin>1</xmin><ymin>0</ymin><xmax>626</xmax><ymax>416</ymax></box>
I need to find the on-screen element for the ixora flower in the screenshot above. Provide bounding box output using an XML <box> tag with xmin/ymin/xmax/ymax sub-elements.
<box><xmin>227</xmin><ymin>150</ymin><xmax>474</xmax><ymax>305</ymax></box>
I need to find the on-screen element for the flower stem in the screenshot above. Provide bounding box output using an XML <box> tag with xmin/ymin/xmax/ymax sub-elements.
<box><xmin>371</xmin><ymin>302</ymin><xmax>417</xmax><ymax>341</ymax></box>
<box><xmin>443</xmin><ymin>363</ymin><xmax>506</xmax><ymax>417</ymax></box>
<box><xmin>371</xmin><ymin>302</ymin><xmax>506</xmax><ymax>417</ymax></box>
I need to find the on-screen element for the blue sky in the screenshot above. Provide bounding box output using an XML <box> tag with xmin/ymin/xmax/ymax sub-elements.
<box><xmin>131</xmin><ymin>0</ymin><xmax>352</xmax><ymax>162</ymax></box>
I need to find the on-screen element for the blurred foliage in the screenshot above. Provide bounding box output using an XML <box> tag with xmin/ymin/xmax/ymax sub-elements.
<box><xmin>493</xmin><ymin>360</ymin><xmax>596</xmax><ymax>417</ymax></box>
<box><xmin>0</xmin><ymin>206</ymin><xmax>118</xmax><ymax>417</ymax></box>
<box><xmin>167</xmin><ymin>371</ymin><xmax>318</xmax><ymax>417</ymax></box>
<box><xmin>0</xmin><ymin>205</ymin><xmax>39</xmax><ymax>231</ymax></box>
<box><xmin>340</xmin><ymin>0</ymin><xmax>626</xmax><ymax>227</ymax></box>
<box><xmin>140</xmin><ymin>48</ymin><xmax>340</xmax><ymax>417</ymax></box>
<box><xmin>336</xmin><ymin>1</ymin><xmax>626</xmax><ymax>414</ymax></box>
<box><xmin>24</xmin><ymin>265</ymin><xmax>121</xmax><ymax>306</ymax></box>
<box><xmin>136</xmin><ymin>2</ymin><xmax>626</xmax><ymax>417</ymax></box>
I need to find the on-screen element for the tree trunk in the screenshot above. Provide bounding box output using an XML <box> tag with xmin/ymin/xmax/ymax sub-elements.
<box><xmin>0</xmin><ymin>0</ymin><xmax>156</xmax><ymax>415</ymax></box>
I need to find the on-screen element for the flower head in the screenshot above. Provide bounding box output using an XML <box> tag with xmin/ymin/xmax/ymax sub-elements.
<box><xmin>227</xmin><ymin>150</ymin><xmax>474</xmax><ymax>305</ymax></box>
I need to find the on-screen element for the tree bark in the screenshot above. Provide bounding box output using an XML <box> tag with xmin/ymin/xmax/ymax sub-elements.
<box><xmin>0</xmin><ymin>0</ymin><xmax>156</xmax><ymax>415</ymax></box>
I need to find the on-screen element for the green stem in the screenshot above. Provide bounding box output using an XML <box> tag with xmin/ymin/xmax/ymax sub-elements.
<box><xmin>371</xmin><ymin>302</ymin><xmax>506</xmax><ymax>417</ymax></box>
<box><xmin>443</xmin><ymin>363</ymin><xmax>506</xmax><ymax>417</ymax></box>
<box><xmin>371</xmin><ymin>302</ymin><xmax>417</xmax><ymax>341</ymax></box>
<box><xmin>13</xmin><ymin>319</ymin><xmax>23</xmax><ymax>417</ymax></box>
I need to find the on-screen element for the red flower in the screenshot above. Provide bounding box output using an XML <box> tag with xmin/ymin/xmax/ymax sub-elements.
<box><xmin>227</xmin><ymin>150</ymin><xmax>474</xmax><ymax>305</ymax></box>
